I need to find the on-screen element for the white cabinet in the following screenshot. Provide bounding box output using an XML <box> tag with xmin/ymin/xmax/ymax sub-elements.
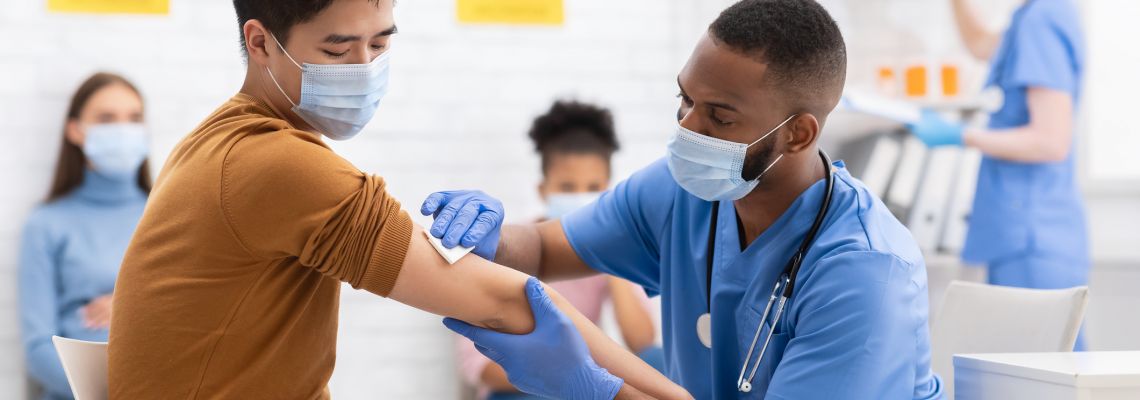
<box><xmin>954</xmin><ymin>352</ymin><xmax>1140</xmax><ymax>400</ymax></box>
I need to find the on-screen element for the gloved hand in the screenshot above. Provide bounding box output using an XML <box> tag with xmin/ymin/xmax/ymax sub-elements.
<box><xmin>907</xmin><ymin>109</ymin><xmax>965</xmax><ymax>147</ymax></box>
<box><xmin>444</xmin><ymin>278</ymin><xmax>624</xmax><ymax>400</ymax></box>
<box><xmin>420</xmin><ymin>190</ymin><xmax>504</xmax><ymax>261</ymax></box>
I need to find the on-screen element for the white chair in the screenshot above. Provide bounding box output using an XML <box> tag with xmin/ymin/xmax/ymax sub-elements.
<box><xmin>52</xmin><ymin>336</ymin><xmax>108</xmax><ymax>400</ymax></box>
<box><xmin>930</xmin><ymin>281</ymin><xmax>1088</xmax><ymax>399</ymax></box>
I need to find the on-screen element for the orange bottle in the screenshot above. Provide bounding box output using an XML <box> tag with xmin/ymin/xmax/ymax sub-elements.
<box><xmin>941</xmin><ymin>64</ymin><xmax>960</xmax><ymax>97</ymax></box>
<box><xmin>905</xmin><ymin>65</ymin><xmax>927</xmax><ymax>98</ymax></box>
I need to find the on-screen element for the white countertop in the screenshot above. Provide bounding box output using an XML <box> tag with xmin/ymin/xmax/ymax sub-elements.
<box><xmin>954</xmin><ymin>352</ymin><xmax>1140</xmax><ymax>387</ymax></box>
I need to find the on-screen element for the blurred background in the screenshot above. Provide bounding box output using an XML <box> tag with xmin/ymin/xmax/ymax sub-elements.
<box><xmin>0</xmin><ymin>0</ymin><xmax>1136</xmax><ymax>398</ymax></box>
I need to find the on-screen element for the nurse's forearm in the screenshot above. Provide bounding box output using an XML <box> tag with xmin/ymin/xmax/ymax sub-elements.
<box><xmin>547</xmin><ymin>285</ymin><xmax>693</xmax><ymax>400</ymax></box>
<box><xmin>615</xmin><ymin>385</ymin><xmax>655</xmax><ymax>400</ymax></box>
<box><xmin>497</xmin><ymin>224</ymin><xmax>543</xmax><ymax>276</ymax></box>
<box><xmin>965</xmin><ymin>127</ymin><xmax>1070</xmax><ymax>163</ymax></box>
<box><xmin>950</xmin><ymin>0</ymin><xmax>1000</xmax><ymax>60</ymax></box>
<box><xmin>498</xmin><ymin>220</ymin><xmax>599</xmax><ymax>282</ymax></box>
<box><xmin>965</xmin><ymin>87</ymin><xmax>1074</xmax><ymax>163</ymax></box>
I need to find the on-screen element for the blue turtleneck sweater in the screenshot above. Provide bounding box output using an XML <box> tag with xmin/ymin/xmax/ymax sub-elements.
<box><xmin>18</xmin><ymin>170</ymin><xmax>147</xmax><ymax>399</ymax></box>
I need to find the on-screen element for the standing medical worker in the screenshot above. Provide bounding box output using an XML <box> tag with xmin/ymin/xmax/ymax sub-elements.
<box><xmin>107</xmin><ymin>0</ymin><xmax>684</xmax><ymax>399</ymax></box>
<box><xmin>427</xmin><ymin>0</ymin><xmax>944</xmax><ymax>398</ymax></box>
<box><xmin>909</xmin><ymin>0</ymin><xmax>1088</xmax><ymax>349</ymax></box>
<box><xmin>19</xmin><ymin>73</ymin><xmax>151</xmax><ymax>400</ymax></box>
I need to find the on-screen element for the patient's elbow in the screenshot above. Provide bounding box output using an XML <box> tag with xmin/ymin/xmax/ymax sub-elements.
<box><xmin>481</xmin><ymin>292</ymin><xmax>535</xmax><ymax>335</ymax></box>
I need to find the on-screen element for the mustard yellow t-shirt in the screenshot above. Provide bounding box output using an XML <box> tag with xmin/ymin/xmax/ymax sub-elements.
<box><xmin>108</xmin><ymin>94</ymin><xmax>412</xmax><ymax>399</ymax></box>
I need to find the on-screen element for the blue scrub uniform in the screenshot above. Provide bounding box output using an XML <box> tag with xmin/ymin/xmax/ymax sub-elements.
<box><xmin>963</xmin><ymin>0</ymin><xmax>1089</xmax><ymax>311</ymax></box>
<box><xmin>563</xmin><ymin>159</ymin><xmax>942</xmax><ymax>399</ymax></box>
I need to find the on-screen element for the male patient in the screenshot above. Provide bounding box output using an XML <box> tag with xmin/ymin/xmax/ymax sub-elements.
<box><xmin>106</xmin><ymin>1</ymin><xmax>687</xmax><ymax>399</ymax></box>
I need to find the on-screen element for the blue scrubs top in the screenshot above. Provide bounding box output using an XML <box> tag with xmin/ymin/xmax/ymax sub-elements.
<box><xmin>962</xmin><ymin>0</ymin><xmax>1088</xmax><ymax>265</ymax></box>
<box><xmin>563</xmin><ymin>159</ymin><xmax>942</xmax><ymax>399</ymax></box>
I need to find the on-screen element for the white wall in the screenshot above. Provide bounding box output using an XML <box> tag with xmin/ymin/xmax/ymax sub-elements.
<box><xmin>1083</xmin><ymin>0</ymin><xmax>1140</xmax><ymax>185</ymax></box>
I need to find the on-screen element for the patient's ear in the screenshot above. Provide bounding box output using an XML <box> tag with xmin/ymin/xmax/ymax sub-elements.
<box><xmin>244</xmin><ymin>20</ymin><xmax>272</xmax><ymax>67</ymax></box>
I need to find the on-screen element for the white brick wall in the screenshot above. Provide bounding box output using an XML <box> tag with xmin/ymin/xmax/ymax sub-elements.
<box><xmin>2</xmin><ymin>0</ymin><xmax>1136</xmax><ymax>399</ymax></box>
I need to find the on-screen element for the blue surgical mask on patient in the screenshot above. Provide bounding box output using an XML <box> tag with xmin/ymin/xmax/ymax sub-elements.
<box><xmin>84</xmin><ymin>123</ymin><xmax>149</xmax><ymax>180</ymax></box>
<box><xmin>666</xmin><ymin>114</ymin><xmax>795</xmax><ymax>201</ymax></box>
<box><xmin>266</xmin><ymin>34</ymin><xmax>390</xmax><ymax>141</ymax></box>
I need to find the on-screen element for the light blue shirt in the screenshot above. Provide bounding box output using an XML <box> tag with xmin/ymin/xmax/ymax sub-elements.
<box><xmin>19</xmin><ymin>170</ymin><xmax>147</xmax><ymax>399</ymax></box>
<box><xmin>963</xmin><ymin>0</ymin><xmax>1088</xmax><ymax>264</ymax></box>
<box><xmin>563</xmin><ymin>159</ymin><xmax>942</xmax><ymax>399</ymax></box>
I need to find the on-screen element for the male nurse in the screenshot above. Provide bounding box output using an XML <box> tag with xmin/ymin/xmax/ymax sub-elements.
<box><xmin>428</xmin><ymin>0</ymin><xmax>944</xmax><ymax>398</ymax></box>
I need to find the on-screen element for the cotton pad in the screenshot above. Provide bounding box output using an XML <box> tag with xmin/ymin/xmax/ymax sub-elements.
<box><xmin>424</xmin><ymin>230</ymin><xmax>475</xmax><ymax>264</ymax></box>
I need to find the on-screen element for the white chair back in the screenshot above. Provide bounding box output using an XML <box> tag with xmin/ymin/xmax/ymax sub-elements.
<box><xmin>931</xmin><ymin>281</ymin><xmax>1088</xmax><ymax>399</ymax></box>
<box><xmin>52</xmin><ymin>336</ymin><xmax>109</xmax><ymax>400</ymax></box>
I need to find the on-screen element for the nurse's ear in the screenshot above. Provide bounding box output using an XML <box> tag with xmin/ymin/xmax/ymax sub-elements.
<box><xmin>243</xmin><ymin>19</ymin><xmax>273</xmax><ymax>68</ymax></box>
<box><xmin>782</xmin><ymin>113</ymin><xmax>820</xmax><ymax>155</ymax></box>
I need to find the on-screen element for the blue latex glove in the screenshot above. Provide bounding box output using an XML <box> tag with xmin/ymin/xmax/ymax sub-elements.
<box><xmin>420</xmin><ymin>190</ymin><xmax>504</xmax><ymax>261</ymax></box>
<box><xmin>907</xmin><ymin>109</ymin><xmax>965</xmax><ymax>147</ymax></box>
<box><xmin>444</xmin><ymin>278</ymin><xmax>624</xmax><ymax>400</ymax></box>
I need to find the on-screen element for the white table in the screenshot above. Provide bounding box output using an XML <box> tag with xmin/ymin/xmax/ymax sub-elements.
<box><xmin>954</xmin><ymin>352</ymin><xmax>1140</xmax><ymax>400</ymax></box>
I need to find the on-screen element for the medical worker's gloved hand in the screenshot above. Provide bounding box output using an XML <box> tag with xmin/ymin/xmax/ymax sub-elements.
<box><xmin>420</xmin><ymin>190</ymin><xmax>503</xmax><ymax>261</ymax></box>
<box><xmin>908</xmin><ymin>109</ymin><xmax>965</xmax><ymax>147</ymax></box>
<box><xmin>444</xmin><ymin>278</ymin><xmax>624</xmax><ymax>400</ymax></box>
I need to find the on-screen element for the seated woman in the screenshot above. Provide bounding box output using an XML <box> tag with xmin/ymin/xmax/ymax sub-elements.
<box><xmin>456</xmin><ymin>100</ymin><xmax>665</xmax><ymax>400</ymax></box>
<box><xmin>19</xmin><ymin>73</ymin><xmax>151</xmax><ymax>400</ymax></box>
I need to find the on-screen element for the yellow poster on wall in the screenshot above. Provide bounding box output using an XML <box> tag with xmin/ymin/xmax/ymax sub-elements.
<box><xmin>47</xmin><ymin>0</ymin><xmax>169</xmax><ymax>15</ymax></box>
<box><xmin>457</xmin><ymin>0</ymin><xmax>564</xmax><ymax>25</ymax></box>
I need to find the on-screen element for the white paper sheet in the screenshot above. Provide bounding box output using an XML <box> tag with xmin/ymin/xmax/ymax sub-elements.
<box><xmin>840</xmin><ymin>92</ymin><xmax>922</xmax><ymax>124</ymax></box>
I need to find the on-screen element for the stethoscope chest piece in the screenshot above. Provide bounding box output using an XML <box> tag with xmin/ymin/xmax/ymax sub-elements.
<box><xmin>696</xmin><ymin>313</ymin><xmax>713</xmax><ymax>348</ymax></box>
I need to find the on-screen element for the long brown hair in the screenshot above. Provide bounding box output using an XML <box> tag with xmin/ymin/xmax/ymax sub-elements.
<box><xmin>47</xmin><ymin>73</ymin><xmax>152</xmax><ymax>202</ymax></box>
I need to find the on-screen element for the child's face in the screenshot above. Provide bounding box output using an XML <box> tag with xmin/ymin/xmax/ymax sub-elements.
<box><xmin>539</xmin><ymin>153</ymin><xmax>610</xmax><ymax>200</ymax></box>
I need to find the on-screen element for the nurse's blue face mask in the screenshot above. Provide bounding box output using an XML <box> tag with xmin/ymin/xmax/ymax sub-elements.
<box><xmin>667</xmin><ymin>114</ymin><xmax>796</xmax><ymax>201</ymax></box>
<box><xmin>265</xmin><ymin>34</ymin><xmax>390</xmax><ymax>141</ymax></box>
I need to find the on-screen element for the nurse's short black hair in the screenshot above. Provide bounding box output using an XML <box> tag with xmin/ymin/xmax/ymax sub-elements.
<box><xmin>232</xmin><ymin>0</ymin><xmax>382</xmax><ymax>57</ymax></box>
<box><xmin>528</xmin><ymin>100</ymin><xmax>620</xmax><ymax>175</ymax></box>
<box><xmin>710</xmin><ymin>0</ymin><xmax>847</xmax><ymax>114</ymax></box>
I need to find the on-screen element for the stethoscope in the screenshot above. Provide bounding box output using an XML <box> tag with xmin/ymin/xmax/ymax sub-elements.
<box><xmin>695</xmin><ymin>149</ymin><xmax>835</xmax><ymax>393</ymax></box>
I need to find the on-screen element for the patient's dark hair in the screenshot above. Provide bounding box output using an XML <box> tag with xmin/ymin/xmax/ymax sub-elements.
<box><xmin>710</xmin><ymin>0</ymin><xmax>847</xmax><ymax>113</ymax></box>
<box><xmin>528</xmin><ymin>100</ymin><xmax>620</xmax><ymax>175</ymax></box>
<box><xmin>232</xmin><ymin>0</ymin><xmax>382</xmax><ymax>56</ymax></box>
